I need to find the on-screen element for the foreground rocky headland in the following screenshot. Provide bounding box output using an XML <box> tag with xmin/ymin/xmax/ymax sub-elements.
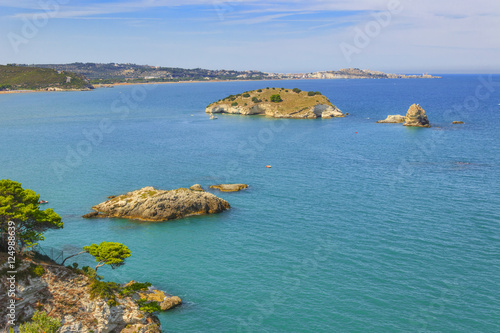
<box><xmin>0</xmin><ymin>257</ymin><xmax>181</xmax><ymax>332</ymax></box>
<box><xmin>377</xmin><ymin>104</ymin><xmax>431</xmax><ymax>127</ymax></box>
<box><xmin>206</xmin><ymin>88</ymin><xmax>345</xmax><ymax>119</ymax></box>
<box><xmin>84</xmin><ymin>186</ymin><xmax>230</xmax><ymax>221</ymax></box>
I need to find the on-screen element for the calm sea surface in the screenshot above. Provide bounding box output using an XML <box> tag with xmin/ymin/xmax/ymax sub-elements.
<box><xmin>1</xmin><ymin>77</ymin><xmax>499</xmax><ymax>332</ymax></box>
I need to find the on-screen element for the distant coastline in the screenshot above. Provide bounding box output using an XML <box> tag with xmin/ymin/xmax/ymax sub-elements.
<box><xmin>0</xmin><ymin>74</ymin><xmax>442</xmax><ymax>95</ymax></box>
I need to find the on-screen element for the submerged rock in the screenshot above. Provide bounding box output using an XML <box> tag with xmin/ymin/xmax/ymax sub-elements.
<box><xmin>209</xmin><ymin>184</ymin><xmax>249</xmax><ymax>192</ymax></box>
<box><xmin>377</xmin><ymin>115</ymin><xmax>406</xmax><ymax>123</ymax></box>
<box><xmin>452</xmin><ymin>121</ymin><xmax>465</xmax><ymax>124</ymax></box>
<box><xmin>403</xmin><ymin>104</ymin><xmax>430</xmax><ymax>127</ymax></box>
<box><xmin>82</xmin><ymin>211</ymin><xmax>100</xmax><ymax>218</ymax></box>
<box><xmin>90</xmin><ymin>186</ymin><xmax>230</xmax><ymax>221</ymax></box>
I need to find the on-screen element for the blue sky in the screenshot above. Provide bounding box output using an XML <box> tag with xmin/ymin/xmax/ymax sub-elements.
<box><xmin>0</xmin><ymin>0</ymin><xmax>499</xmax><ymax>73</ymax></box>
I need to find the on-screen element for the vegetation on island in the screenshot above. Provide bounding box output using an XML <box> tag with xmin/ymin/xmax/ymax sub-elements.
<box><xmin>208</xmin><ymin>87</ymin><xmax>331</xmax><ymax>112</ymax></box>
<box><xmin>0</xmin><ymin>64</ymin><xmax>93</xmax><ymax>91</ymax></box>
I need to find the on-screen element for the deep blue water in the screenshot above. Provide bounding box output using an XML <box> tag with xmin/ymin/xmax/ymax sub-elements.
<box><xmin>1</xmin><ymin>76</ymin><xmax>499</xmax><ymax>332</ymax></box>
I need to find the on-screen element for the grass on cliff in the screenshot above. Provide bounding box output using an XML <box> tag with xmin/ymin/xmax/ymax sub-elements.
<box><xmin>0</xmin><ymin>64</ymin><xmax>93</xmax><ymax>90</ymax></box>
<box><xmin>208</xmin><ymin>87</ymin><xmax>333</xmax><ymax>113</ymax></box>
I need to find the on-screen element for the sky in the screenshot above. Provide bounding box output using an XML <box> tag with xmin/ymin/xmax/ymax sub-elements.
<box><xmin>0</xmin><ymin>0</ymin><xmax>499</xmax><ymax>74</ymax></box>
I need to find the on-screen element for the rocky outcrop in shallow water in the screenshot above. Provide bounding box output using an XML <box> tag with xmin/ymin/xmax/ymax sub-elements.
<box><xmin>88</xmin><ymin>186</ymin><xmax>230</xmax><ymax>221</ymax></box>
<box><xmin>377</xmin><ymin>115</ymin><xmax>406</xmax><ymax>123</ymax></box>
<box><xmin>403</xmin><ymin>104</ymin><xmax>430</xmax><ymax>127</ymax></box>
<box><xmin>209</xmin><ymin>184</ymin><xmax>249</xmax><ymax>192</ymax></box>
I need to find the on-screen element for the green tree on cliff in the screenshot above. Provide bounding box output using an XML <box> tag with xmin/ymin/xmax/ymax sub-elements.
<box><xmin>0</xmin><ymin>179</ymin><xmax>62</xmax><ymax>251</ymax></box>
<box><xmin>84</xmin><ymin>241</ymin><xmax>131</xmax><ymax>272</ymax></box>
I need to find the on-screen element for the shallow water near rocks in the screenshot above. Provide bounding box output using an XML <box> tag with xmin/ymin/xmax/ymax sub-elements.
<box><xmin>1</xmin><ymin>76</ymin><xmax>499</xmax><ymax>332</ymax></box>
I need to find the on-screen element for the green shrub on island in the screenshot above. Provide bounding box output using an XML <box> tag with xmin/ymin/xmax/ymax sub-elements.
<box><xmin>17</xmin><ymin>311</ymin><xmax>61</xmax><ymax>333</ymax></box>
<box><xmin>251</xmin><ymin>97</ymin><xmax>261</xmax><ymax>103</ymax></box>
<box><xmin>0</xmin><ymin>84</ymin><xmax>12</xmax><ymax>91</ymax></box>
<box><xmin>270</xmin><ymin>94</ymin><xmax>283</xmax><ymax>103</ymax></box>
<box><xmin>257</xmin><ymin>89</ymin><xmax>262</xmax><ymax>92</ymax></box>
<box><xmin>231</xmin><ymin>102</ymin><xmax>238</xmax><ymax>106</ymax></box>
<box><xmin>308</xmin><ymin>91</ymin><xmax>316</xmax><ymax>96</ymax></box>
<box><xmin>242</xmin><ymin>93</ymin><xmax>250</xmax><ymax>97</ymax></box>
<box><xmin>292</xmin><ymin>88</ymin><xmax>301</xmax><ymax>93</ymax></box>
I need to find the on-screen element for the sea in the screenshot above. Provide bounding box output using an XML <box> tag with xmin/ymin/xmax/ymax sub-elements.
<box><xmin>1</xmin><ymin>76</ymin><xmax>499</xmax><ymax>332</ymax></box>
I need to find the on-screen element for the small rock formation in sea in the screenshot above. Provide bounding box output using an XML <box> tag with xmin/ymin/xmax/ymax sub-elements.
<box><xmin>132</xmin><ymin>282</ymin><xmax>182</xmax><ymax>311</ymax></box>
<box><xmin>209</xmin><ymin>184</ymin><xmax>249</xmax><ymax>192</ymax></box>
<box><xmin>86</xmin><ymin>186</ymin><xmax>230</xmax><ymax>221</ymax></box>
<box><xmin>403</xmin><ymin>104</ymin><xmax>431</xmax><ymax>127</ymax></box>
<box><xmin>206</xmin><ymin>88</ymin><xmax>345</xmax><ymax>119</ymax></box>
<box><xmin>0</xmin><ymin>259</ymin><xmax>162</xmax><ymax>332</ymax></box>
<box><xmin>452</xmin><ymin>121</ymin><xmax>465</xmax><ymax>124</ymax></box>
<box><xmin>190</xmin><ymin>184</ymin><xmax>204</xmax><ymax>191</ymax></box>
<box><xmin>376</xmin><ymin>115</ymin><xmax>406</xmax><ymax>123</ymax></box>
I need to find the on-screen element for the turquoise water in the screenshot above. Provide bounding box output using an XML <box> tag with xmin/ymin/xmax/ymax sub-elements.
<box><xmin>1</xmin><ymin>77</ymin><xmax>499</xmax><ymax>332</ymax></box>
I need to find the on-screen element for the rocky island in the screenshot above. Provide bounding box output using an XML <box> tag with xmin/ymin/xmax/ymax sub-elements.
<box><xmin>206</xmin><ymin>88</ymin><xmax>345</xmax><ymax>119</ymax></box>
<box><xmin>403</xmin><ymin>104</ymin><xmax>430</xmax><ymax>127</ymax></box>
<box><xmin>377</xmin><ymin>104</ymin><xmax>431</xmax><ymax>127</ymax></box>
<box><xmin>84</xmin><ymin>186</ymin><xmax>230</xmax><ymax>221</ymax></box>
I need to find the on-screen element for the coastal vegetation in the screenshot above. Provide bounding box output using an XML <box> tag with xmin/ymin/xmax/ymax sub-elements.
<box><xmin>15</xmin><ymin>310</ymin><xmax>61</xmax><ymax>333</ymax></box>
<box><xmin>84</xmin><ymin>241</ymin><xmax>131</xmax><ymax>272</ymax></box>
<box><xmin>0</xmin><ymin>180</ymin><xmax>175</xmax><ymax>331</ymax></box>
<box><xmin>0</xmin><ymin>65</ymin><xmax>93</xmax><ymax>91</ymax></box>
<box><xmin>0</xmin><ymin>179</ymin><xmax>63</xmax><ymax>251</ymax></box>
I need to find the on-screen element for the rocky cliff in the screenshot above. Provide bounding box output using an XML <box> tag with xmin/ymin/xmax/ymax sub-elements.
<box><xmin>86</xmin><ymin>186</ymin><xmax>230</xmax><ymax>222</ymax></box>
<box><xmin>403</xmin><ymin>104</ymin><xmax>430</xmax><ymax>127</ymax></box>
<box><xmin>206</xmin><ymin>88</ymin><xmax>345</xmax><ymax>119</ymax></box>
<box><xmin>0</xmin><ymin>259</ymin><xmax>162</xmax><ymax>332</ymax></box>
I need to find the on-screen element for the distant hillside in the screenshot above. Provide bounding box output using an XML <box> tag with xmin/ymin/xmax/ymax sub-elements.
<box><xmin>27</xmin><ymin>63</ymin><xmax>268</xmax><ymax>84</ymax></box>
<box><xmin>14</xmin><ymin>63</ymin><xmax>439</xmax><ymax>85</ymax></box>
<box><xmin>0</xmin><ymin>65</ymin><xmax>93</xmax><ymax>91</ymax></box>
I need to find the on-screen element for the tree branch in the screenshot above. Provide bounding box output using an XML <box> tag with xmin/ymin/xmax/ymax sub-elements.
<box><xmin>61</xmin><ymin>250</ymin><xmax>88</xmax><ymax>266</ymax></box>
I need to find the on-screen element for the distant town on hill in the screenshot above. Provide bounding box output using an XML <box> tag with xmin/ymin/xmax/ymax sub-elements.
<box><xmin>13</xmin><ymin>63</ymin><xmax>439</xmax><ymax>84</ymax></box>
